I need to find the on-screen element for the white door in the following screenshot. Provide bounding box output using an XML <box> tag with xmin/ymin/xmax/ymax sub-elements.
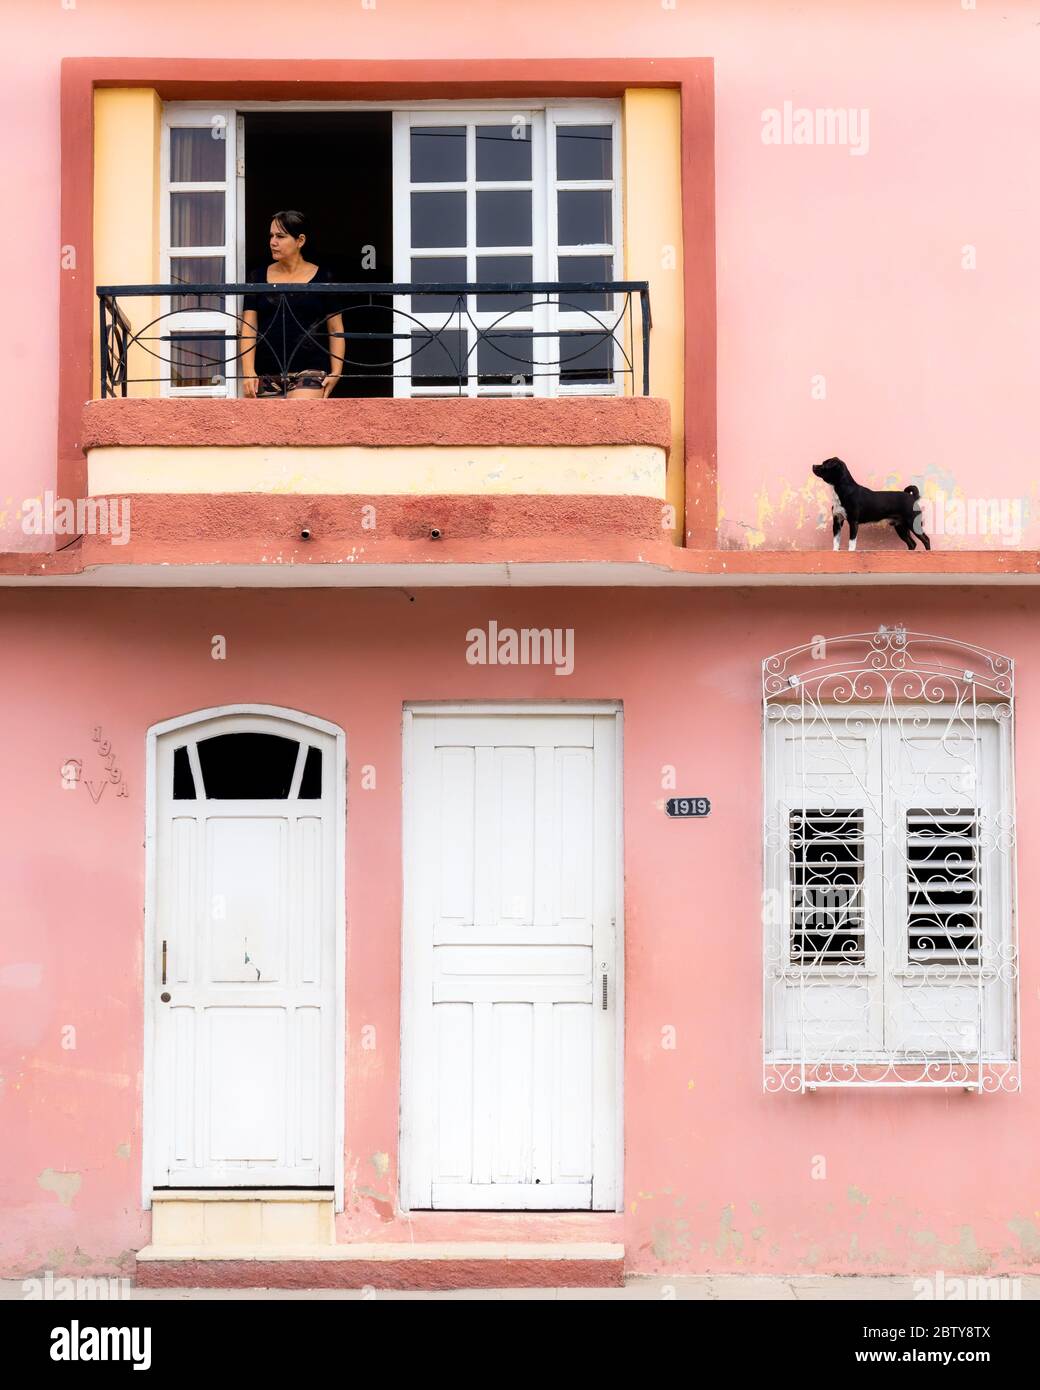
<box><xmin>401</xmin><ymin>706</ymin><xmax>621</xmax><ymax>1210</ymax></box>
<box><xmin>150</xmin><ymin>710</ymin><xmax>340</xmax><ymax>1189</ymax></box>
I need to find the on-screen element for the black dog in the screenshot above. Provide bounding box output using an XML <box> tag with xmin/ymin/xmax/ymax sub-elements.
<box><xmin>812</xmin><ymin>457</ymin><xmax>931</xmax><ymax>552</ymax></box>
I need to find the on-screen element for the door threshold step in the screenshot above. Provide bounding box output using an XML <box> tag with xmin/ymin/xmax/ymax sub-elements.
<box><xmin>150</xmin><ymin>1193</ymin><xmax>336</xmax><ymax>1248</ymax></box>
<box><xmin>135</xmin><ymin>1242</ymin><xmax>625</xmax><ymax>1289</ymax></box>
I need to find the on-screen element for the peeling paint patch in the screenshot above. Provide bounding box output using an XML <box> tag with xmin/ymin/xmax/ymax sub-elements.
<box><xmin>115</xmin><ymin>1143</ymin><xmax>130</xmax><ymax>1161</ymax></box>
<box><xmin>37</xmin><ymin>1169</ymin><xmax>81</xmax><ymax>1207</ymax></box>
<box><xmin>925</xmin><ymin>1226</ymin><xmax>991</xmax><ymax>1274</ymax></box>
<box><xmin>370</xmin><ymin>1152</ymin><xmax>389</xmax><ymax>1177</ymax></box>
<box><xmin>652</xmin><ymin>1218</ymin><xmax>691</xmax><ymax>1263</ymax></box>
<box><xmin>1007</xmin><ymin>1216</ymin><xmax>1040</xmax><ymax>1262</ymax></box>
<box><xmin>847</xmin><ymin>1185</ymin><xmax>870</xmax><ymax>1207</ymax></box>
<box><xmin>714</xmin><ymin>1204</ymin><xmax>745</xmax><ymax>1259</ymax></box>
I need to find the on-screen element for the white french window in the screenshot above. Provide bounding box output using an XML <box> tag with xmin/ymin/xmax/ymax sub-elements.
<box><xmin>159</xmin><ymin>106</ymin><xmax>239</xmax><ymax>397</ymax></box>
<box><xmin>391</xmin><ymin>103</ymin><xmax>622</xmax><ymax>397</ymax></box>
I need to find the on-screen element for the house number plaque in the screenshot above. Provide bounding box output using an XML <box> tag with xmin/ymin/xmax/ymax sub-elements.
<box><xmin>665</xmin><ymin>797</ymin><xmax>711</xmax><ymax>818</ymax></box>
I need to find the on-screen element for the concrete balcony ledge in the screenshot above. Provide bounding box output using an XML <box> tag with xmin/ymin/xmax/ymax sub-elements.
<box><xmin>81</xmin><ymin>396</ymin><xmax>672</xmax><ymax>452</ymax></box>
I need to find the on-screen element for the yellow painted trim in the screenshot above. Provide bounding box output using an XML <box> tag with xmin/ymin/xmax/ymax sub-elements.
<box><xmin>87</xmin><ymin>444</ymin><xmax>667</xmax><ymax>498</ymax></box>
<box><xmin>622</xmin><ymin>89</ymin><xmax>684</xmax><ymax>540</ymax></box>
<box><xmin>93</xmin><ymin>89</ymin><xmax>163</xmax><ymax>398</ymax></box>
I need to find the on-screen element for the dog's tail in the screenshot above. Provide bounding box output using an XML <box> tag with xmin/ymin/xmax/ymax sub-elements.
<box><xmin>904</xmin><ymin>484</ymin><xmax>921</xmax><ymax>502</ymax></box>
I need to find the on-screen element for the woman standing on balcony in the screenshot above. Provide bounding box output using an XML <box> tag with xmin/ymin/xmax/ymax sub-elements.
<box><xmin>240</xmin><ymin>211</ymin><xmax>345</xmax><ymax>398</ymax></box>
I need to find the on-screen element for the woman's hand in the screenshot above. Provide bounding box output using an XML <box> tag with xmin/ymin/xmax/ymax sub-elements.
<box><xmin>241</xmin><ymin>375</ymin><xmax>259</xmax><ymax>398</ymax></box>
<box><xmin>321</xmin><ymin>374</ymin><xmax>341</xmax><ymax>399</ymax></box>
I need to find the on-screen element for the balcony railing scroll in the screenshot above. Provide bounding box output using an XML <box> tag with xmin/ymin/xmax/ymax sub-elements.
<box><xmin>96</xmin><ymin>281</ymin><xmax>651</xmax><ymax>399</ymax></box>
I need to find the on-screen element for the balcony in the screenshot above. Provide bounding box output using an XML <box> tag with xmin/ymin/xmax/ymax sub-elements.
<box><xmin>78</xmin><ymin>279</ymin><xmax>673</xmax><ymax>575</ymax></box>
<box><xmin>97</xmin><ymin>280</ymin><xmax>652</xmax><ymax>400</ymax></box>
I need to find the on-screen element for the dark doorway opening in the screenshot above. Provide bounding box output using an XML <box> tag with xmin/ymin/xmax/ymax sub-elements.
<box><xmin>243</xmin><ymin>112</ymin><xmax>393</xmax><ymax>398</ymax></box>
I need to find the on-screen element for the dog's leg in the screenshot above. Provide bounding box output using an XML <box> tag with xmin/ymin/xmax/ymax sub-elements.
<box><xmin>832</xmin><ymin>512</ymin><xmax>844</xmax><ymax>551</ymax></box>
<box><xmin>918</xmin><ymin>528</ymin><xmax>931</xmax><ymax>551</ymax></box>
<box><xmin>894</xmin><ymin>521</ymin><xmax>916</xmax><ymax>551</ymax></box>
<box><xmin>847</xmin><ymin>516</ymin><xmax>859</xmax><ymax>553</ymax></box>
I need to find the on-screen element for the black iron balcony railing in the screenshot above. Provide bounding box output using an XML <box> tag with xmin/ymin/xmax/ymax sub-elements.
<box><xmin>96</xmin><ymin>281</ymin><xmax>651</xmax><ymax>399</ymax></box>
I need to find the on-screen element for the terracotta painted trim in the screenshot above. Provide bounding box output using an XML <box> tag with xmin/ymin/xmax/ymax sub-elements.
<box><xmin>3</xmin><ymin>517</ymin><xmax>1039</xmax><ymax>582</ymax></box>
<box><xmin>59</xmin><ymin>57</ymin><xmax>716</xmax><ymax>544</ymax></box>
<box><xmin>679</xmin><ymin>64</ymin><xmax>717</xmax><ymax>548</ymax></box>
<box><xmin>81</xmin><ymin>397</ymin><xmax>672</xmax><ymax>451</ymax></box>
<box><xmin>134</xmin><ymin>1255</ymin><xmax>626</xmax><ymax>1290</ymax></box>
<box><xmin>89</xmin><ymin>492</ymin><xmax>665</xmax><ymax>544</ymax></box>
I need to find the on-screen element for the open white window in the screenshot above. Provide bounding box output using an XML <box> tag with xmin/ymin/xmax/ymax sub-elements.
<box><xmin>392</xmin><ymin>104</ymin><xmax>622</xmax><ymax>397</ymax></box>
<box><xmin>158</xmin><ymin>99</ymin><xmax>623</xmax><ymax>399</ymax></box>
<box><xmin>762</xmin><ymin>628</ymin><xmax>1018</xmax><ymax>1093</ymax></box>
<box><xmin>159</xmin><ymin>106</ymin><xmax>239</xmax><ymax>397</ymax></box>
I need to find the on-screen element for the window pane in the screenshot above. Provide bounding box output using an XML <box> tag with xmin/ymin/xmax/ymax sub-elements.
<box><xmin>557</xmin><ymin>255</ymin><xmax>614</xmax><ymax>313</ymax></box>
<box><xmin>411</xmin><ymin>256</ymin><xmax>467</xmax><ymax>314</ymax></box>
<box><xmin>196</xmin><ymin>733</ymin><xmax>300</xmax><ymax>799</ymax></box>
<box><xmin>411</xmin><ymin>191</ymin><xmax>466</xmax><ymax>248</ymax></box>
<box><xmin>476</xmin><ymin>124</ymin><xmax>532</xmax><ymax>181</ymax></box>
<box><xmin>170</xmin><ymin>126</ymin><xmax>226</xmax><ymax>183</ymax></box>
<box><xmin>411</xmin><ymin>126</ymin><xmax>466</xmax><ymax>182</ymax></box>
<box><xmin>557</xmin><ymin>189</ymin><xmax>611</xmax><ymax>247</ymax></box>
<box><xmin>476</xmin><ymin>255</ymin><xmax>533</xmax><ymax>312</ymax></box>
<box><xmin>478</xmin><ymin>331</ymin><xmax>534</xmax><ymax>385</ymax></box>
<box><xmin>170</xmin><ymin>191</ymin><xmax>225</xmax><ymax>248</ymax></box>
<box><xmin>789</xmin><ymin>809</ymin><xmax>866</xmax><ymax>963</ymax></box>
<box><xmin>299</xmin><ymin>746</ymin><xmax>323</xmax><ymax>800</ymax></box>
<box><xmin>476</xmin><ymin>190</ymin><xmax>531</xmax><ymax>248</ymax></box>
<box><xmin>410</xmin><ymin>328</ymin><xmax>467</xmax><ymax>385</ymax></box>
<box><xmin>171</xmin><ymin>256</ymin><xmax>225</xmax><ymax>313</ymax></box>
<box><xmin>172</xmin><ymin>746</ymin><xmax>196</xmax><ymax>800</ymax></box>
<box><xmin>556</xmin><ymin>124</ymin><xmax>612</xmax><ymax>181</ymax></box>
<box><xmin>558</xmin><ymin>330</ymin><xmax>614</xmax><ymax>385</ymax></box>
<box><xmin>170</xmin><ymin>333</ymin><xmax>230</xmax><ymax>388</ymax></box>
<box><xmin>906</xmin><ymin>809</ymin><xmax>980</xmax><ymax>962</ymax></box>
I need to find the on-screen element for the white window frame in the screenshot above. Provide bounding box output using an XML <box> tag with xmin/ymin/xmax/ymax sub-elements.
<box><xmin>390</xmin><ymin>102</ymin><xmax>623</xmax><ymax>398</ymax></box>
<box><xmin>159</xmin><ymin>105</ymin><xmax>239</xmax><ymax>398</ymax></box>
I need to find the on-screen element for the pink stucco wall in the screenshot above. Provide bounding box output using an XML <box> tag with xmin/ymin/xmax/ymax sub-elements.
<box><xmin>1</xmin><ymin>585</ymin><xmax>1037</xmax><ymax>1277</ymax></box>
<box><xmin>3</xmin><ymin>1</ymin><xmax>1038</xmax><ymax>551</ymax></box>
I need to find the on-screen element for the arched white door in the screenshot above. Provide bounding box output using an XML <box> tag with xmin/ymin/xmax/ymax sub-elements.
<box><xmin>149</xmin><ymin>709</ymin><xmax>341</xmax><ymax>1189</ymax></box>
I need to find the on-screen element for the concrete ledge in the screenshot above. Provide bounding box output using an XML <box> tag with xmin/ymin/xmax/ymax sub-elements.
<box><xmin>135</xmin><ymin>1242</ymin><xmax>626</xmax><ymax>1290</ymax></box>
<box><xmin>82</xmin><ymin>397</ymin><xmax>672</xmax><ymax>451</ymax></box>
<box><xmin>138</xmin><ymin>1241</ymin><xmax>624</xmax><ymax>1261</ymax></box>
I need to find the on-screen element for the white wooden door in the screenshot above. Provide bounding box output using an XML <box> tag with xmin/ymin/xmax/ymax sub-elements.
<box><xmin>402</xmin><ymin>707</ymin><xmax>621</xmax><ymax>1210</ymax></box>
<box><xmin>151</xmin><ymin>712</ymin><xmax>339</xmax><ymax>1188</ymax></box>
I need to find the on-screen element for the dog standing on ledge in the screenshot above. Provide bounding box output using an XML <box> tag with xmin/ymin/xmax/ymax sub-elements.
<box><xmin>813</xmin><ymin>456</ymin><xmax>931</xmax><ymax>552</ymax></box>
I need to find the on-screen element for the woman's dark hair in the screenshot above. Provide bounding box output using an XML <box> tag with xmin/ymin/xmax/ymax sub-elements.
<box><xmin>271</xmin><ymin>210</ymin><xmax>308</xmax><ymax>241</ymax></box>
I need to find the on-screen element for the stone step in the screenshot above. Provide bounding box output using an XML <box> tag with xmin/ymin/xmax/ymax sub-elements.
<box><xmin>135</xmin><ymin>1241</ymin><xmax>626</xmax><ymax>1290</ymax></box>
<box><xmin>150</xmin><ymin>1190</ymin><xmax>336</xmax><ymax>1249</ymax></box>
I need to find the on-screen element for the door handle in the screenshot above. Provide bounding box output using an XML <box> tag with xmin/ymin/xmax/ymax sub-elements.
<box><xmin>161</xmin><ymin>938</ymin><xmax>167</xmax><ymax>986</ymax></box>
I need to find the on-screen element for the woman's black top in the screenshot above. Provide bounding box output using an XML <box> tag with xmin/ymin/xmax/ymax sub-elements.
<box><xmin>242</xmin><ymin>266</ymin><xmax>338</xmax><ymax>375</ymax></box>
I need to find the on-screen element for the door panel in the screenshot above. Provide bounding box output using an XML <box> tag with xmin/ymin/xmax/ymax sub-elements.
<box><xmin>402</xmin><ymin>709</ymin><xmax>620</xmax><ymax>1211</ymax></box>
<box><xmin>152</xmin><ymin>716</ymin><xmax>338</xmax><ymax>1189</ymax></box>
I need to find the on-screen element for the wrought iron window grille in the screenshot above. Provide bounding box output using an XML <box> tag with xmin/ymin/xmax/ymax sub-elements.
<box><xmin>762</xmin><ymin>628</ymin><xmax>1018</xmax><ymax>1094</ymax></box>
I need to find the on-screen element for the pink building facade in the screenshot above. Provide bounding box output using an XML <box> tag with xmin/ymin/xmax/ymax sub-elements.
<box><xmin>1</xmin><ymin>1</ymin><xmax>1037</xmax><ymax>1288</ymax></box>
